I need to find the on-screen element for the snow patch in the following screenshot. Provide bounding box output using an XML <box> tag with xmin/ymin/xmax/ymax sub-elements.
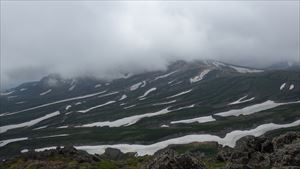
<box><xmin>16</xmin><ymin>101</ymin><xmax>26</xmax><ymax>104</ymax></box>
<box><xmin>171</xmin><ymin>115</ymin><xmax>215</xmax><ymax>124</ymax></box>
<box><xmin>20</xmin><ymin>88</ymin><xmax>27</xmax><ymax>92</ymax></box>
<box><xmin>153</xmin><ymin>100</ymin><xmax>176</xmax><ymax>106</ymax></box>
<box><xmin>170</xmin><ymin>81</ymin><xmax>183</xmax><ymax>86</ymax></box>
<box><xmin>119</xmin><ymin>95</ymin><xmax>127</xmax><ymax>101</ymax></box>
<box><xmin>124</xmin><ymin>105</ymin><xmax>136</xmax><ymax>109</ymax></box>
<box><xmin>139</xmin><ymin>88</ymin><xmax>157</xmax><ymax>99</ymax></box>
<box><xmin>212</xmin><ymin>61</ymin><xmax>226</xmax><ymax>68</ymax></box>
<box><xmin>190</xmin><ymin>69</ymin><xmax>211</xmax><ymax>83</ymax></box>
<box><xmin>72</xmin><ymin>120</ymin><xmax>300</xmax><ymax>156</ymax></box>
<box><xmin>94</xmin><ymin>84</ymin><xmax>102</xmax><ymax>88</ymax></box>
<box><xmin>0</xmin><ymin>91</ymin><xmax>15</xmax><ymax>96</ymax></box>
<box><xmin>2</xmin><ymin>91</ymin><xmax>107</xmax><ymax>117</ymax></box>
<box><xmin>78</xmin><ymin>108</ymin><xmax>170</xmax><ymax>128</ymax></box>
<box><xmin>75</xmin><ymin>102</ymin><xmax>82</xmax><ymax>105</ymax></box>
<box><xmin>35</xmin><ymin>146</ymin><xmax>64</xmax><ymax>152</ymax></box>
<box><xmin>230</xmin><ymin>65</ymin><xmax>263</xmax><ymax>73</ymax></box>
<box><xmin>167</xmin><ymin>89</ymin><xmax>192</xmax><ymax>99</ymax></box>
<box><xmin>161</xmin><ymin>125</ymin><xmax>169</xmax><ymax>128</ymax></box>
<box><xmin>168</xmin><ymin>80</ymin><xmax>176</xmax><ymax>84</ymax></box>
<box><xmin>229</xmin><ymin>95</ymin><xmax>255</xmax><ymax>105</ymax></box>
<box><xmin>280</xmin><ymin>83</ymin><xmax>286</xmax><ymax>90</ymax></box>
<box><xmin>216</xmin><ymin>100</ymin><xmax>300</xmax><ymax>117</ymax></box>
<box><xmin>65</xmin><ymin>105</ymin><xmax>72</xmax><ymax>110</ymax></box>
<box><xmin>21</xmin><ymin>149</ymin><xmax>29</xmax><ymax>153</ymax></box>
<box><xmin>0</xmin><ymin>137</ymin><xmax>28</xmax><ymax>147</ymax></box>
<box><xmin>37</xmin><ymin>134</ymin><xmax>69</xmax><ymax>139</ymax></box>
<box><xmin>0</xmin><ymin>111</ymin><xmax>60</xmax><ymax>133</ymax></box>
<box><xmin>33</xmin><ymin>125</ymin><xmax>48</xmax><ymax>130</ymax></box>
<box><xmin>40</xmin><ymin>89</ymin><xmax>52</xmax><ymax>96</ymax></box>
<box><xmin>130</xmin><ymin>81</ymin><xmax>146</xmax><ymax>91</ymax></box>
<box><xmin>57</xmin><ymin>125</ymin><xmax>68</xmax><ymax>129</ymax></box>
<box><xmin>78</xmin><ymin>101</ymin><xmax>116</xmax><ymax>113</ymax></box>
<box><xmin>97</xmin><ymin>91</ymin><xmax>118</xmax><ymax>98</ymax></box>
<box><xmin>68</xmin><ymin>85</ymin><xmax>76</xmax><ymax>91</ymax></box>
<box><xmin>174</xmin><ymin>104</ymin><xmax>195</xmax><ymax>111</ymax></box>
<box><xmin>289</xmin><ymin>84</ymin><xmax>294</xmax><ymax>90</ymax></box>
<box><xmin>155</xmin><ymin>71</ymin><xmax>177</xmax><ymax>80</ymax></box>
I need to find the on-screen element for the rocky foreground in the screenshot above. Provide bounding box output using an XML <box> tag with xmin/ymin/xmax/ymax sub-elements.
<box><xmin>1</xmin><ymin>132</ymin><xmax>300</xmax><ymax>169</ymax></box>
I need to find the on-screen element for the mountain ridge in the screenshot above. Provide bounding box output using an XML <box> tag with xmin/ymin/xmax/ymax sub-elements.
<box><xmin>0</xmin><ymin>59</ymin><xmax>299</xmax><ymax>160</ymax></box>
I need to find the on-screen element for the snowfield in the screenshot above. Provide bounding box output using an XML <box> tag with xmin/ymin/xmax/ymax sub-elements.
<box><xmin>280</xmin><ymin>83</ymin><xmax>286</xmax><ymax>90</ymax></box>
<box><xmin>16</xmin><ymin>101</ymin><xmax>26</xmax><ymax>104</ymax></box>
<box><xmin>0</xmin><ymin>111</ymin><xmax>60</xmax><ymax>133</ymax></box>
<box><xmin>139</xmin><ymin>88</ymin><xmax>157</xmax><ymax>99</ymax></box>
<box><xmin>40</xmin><ymin>89</ymin><xmax>52</xmax><ymax>96</ymax></box>
<box><xmin>289</xmin><ymin>84</ymin><xmax>294</xmax><ymax>90</ymax></box>
<box><xmin>68</xmin><ymin>85</ymin><xmax>76</xmax><ymax>91</ymax></box>
<box><xmin>20</xmin><ymin>88</ymin><xmax>27</xmax><ymax>92</ymax></box>
<box><xmin>78</xmin><ymin>104</ymin><xmax>198</xmax><ymax>128</ymax></box>
<box><xmin>171</xmin><ymin>115</ymin><xmax>215</xmax><ymax>124</ymax></box>
<box><xmin>190</xmin><ymin>69</ymin><xmax>211</xmax><ymax>83</ymax></box>
<box><xmin>33</xmin><ymin>125</ymin><xmax>48</xmax><ymax>130</ymax></box>
<box><xmin>228</xmin><ymin>95</ymin><xmax>255</xmax><ymax>105</ymax></box>
<box><xmin>97</xmin><ymin>91</ymin><xmax>118</xmax><ymax>98</ymax></box>
<box><xmin>216</xmin><ymin>100</ymin><xmax>300</xmax><ymax>117</ymax></box>
<box><xmin>77</xmin><ymin>108</ymin><xmax>170</xmax><ymax>127</ymax></box>
<box><xmin>68</xmin><ymin>119</ymin><xmax>300</xmax><ymax>156</ymax></box>
<box><xmin>0</xmin><ymin>91</ymin><xmax>15</xmax><ymax>96</ymax></box>
<box><xmin>155</xmin><ymin>71</ymin><xmax>177</xmax><ymax>80</ymax></box>
<box><xmin>130</xmin><ymin>81</ymin><xmax>146</xmax><ymax>91</ymax></box>
<box><xmin>78</xmin><ymin>101</ymin><xmax>116</xmax><ymax>113</ymax></box>
<box><xmin>94</xmin><ymin>84</ymin><xmax>102</xmax><ymax>88</ymax></box>
<box><xmin>167</xmin><ymin>89</ymin><xmax>192</xmax><ymax>99</ymax></box>
<box><xmin>230</xmin><ymin>65</ymin><xmax>263</xmax><ymax>73</ymax></box>
<box><xmin>212</xmin><ymin>61</ymin><xmax>226</xmax><ymax>68</ymax></box>
<box><xmin>124</xmin><ymin>105</ymin><xmax>136</xmax><ymax>109</ymax></box>
<box><xmin>153</xmin><ymin>100</ymin><xmax>176</xmax><ymax>106</ymax></box>
<box><xmin>2</xmin><ymin>91</ymin><xmax>107</xmax><ymax>116</ymax></box>
<box><xmin>119</xmin><ymin>94</ymin><xmax>127</xmax><ymax>101</ymax></box>
<box><xmin>37</xmin><ymin>134</ymin><xmax>69</xmax><ymax>139</ymax></box>
<box><xmin>0</xmin><ymin>137</ymin><xmax>28</xmax><ymax>147</ymax></box>
<box><xmin>21</xmin><ymin>149</ymin><xmax>29</xmax><ymax>153</ymax></box>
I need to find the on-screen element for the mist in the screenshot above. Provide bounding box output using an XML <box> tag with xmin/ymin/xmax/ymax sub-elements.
<box><xmin>1</xmin><ymin>1</ymin><xmax>299</xmax><ymax>89</ymax></box>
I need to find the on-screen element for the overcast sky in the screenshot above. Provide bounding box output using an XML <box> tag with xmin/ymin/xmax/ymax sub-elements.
<box><xmin>1</xmin><ymin>1</ymin><xmax>299</xmax><ymax>89</ymax></box>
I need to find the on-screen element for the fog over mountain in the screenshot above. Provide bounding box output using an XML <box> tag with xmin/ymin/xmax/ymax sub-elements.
<box><xmin>1</xmin><ymin>1</ymin><xmax>299</xmax><ymax>88</ymax></box>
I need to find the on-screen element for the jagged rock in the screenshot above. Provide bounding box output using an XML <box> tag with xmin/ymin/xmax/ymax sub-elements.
<box><xmin>103</xmin><ymin>147</ymin><xmax>135</xmax><ymax>160</ymax></box>
<box><xmin>247</xmin><ymin>151</ymin><xmax>271</xmax><ymax>168</ymax></box>
<box><xmin>235</xmin><ymin>136</ymin><xmax>267</xmax><ymax>153</ymax></box>
<box><xmin>261</xmin><ymin>139</ymin><xmax>274</xmax><ymax>153</ymax></box>
<box><xmin>219</xmin><ymin>132</ymin><xmax>300</xmax><ymax>169</ymax></box>
<box><xmin>103</xmin><ymin>147</ymin><xmax>125</xmax><ymax>160</ymax></box>
<box><xmin>272</xmin><ymin>167</ymin><xmax>300</xmax><ymax>169</ymax></box>
<box><xmin>272</xmin><ymin>142</ymin><xmax>300</xmax><ymax>167</ymax></box>
<box><xmin>272</xmin><ymin>132</ymin><xmax>300</xmax><ymax>150</ymax></box>
<box><xmin>224</xmin><ymin>163</ymin><xmax>251</xmax><ymax>169</ymax></box>
<box><xmin>143</xmin><ymin>149</ymin><xmax>206</xmax><ymax>169</ymax></box>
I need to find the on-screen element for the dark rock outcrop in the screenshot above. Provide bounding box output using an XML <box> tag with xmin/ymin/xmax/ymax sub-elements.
<box><xmin>217</xmin><ymin>132</ymin><xmax>300</xmax><ymax>169</ymax></box>
<box><xmin>143</xmin><ymin>149</ymin><xmax>206</xmax><ymax>169</ymax></box>
<box><xmin>102</xmin><ymin>147</ymin><xmax>136</xmax><ymax>160</ymax></box>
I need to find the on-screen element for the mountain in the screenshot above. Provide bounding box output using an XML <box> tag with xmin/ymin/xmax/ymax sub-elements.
<box><xmin>0</xmin><ymin>60</ymin><xmax>299</xmax><ymax>160</ymax></box>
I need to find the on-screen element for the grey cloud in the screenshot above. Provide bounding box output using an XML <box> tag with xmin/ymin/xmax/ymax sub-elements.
<box><xmin>1</xmin><ymin>1</ymin><xmax>299</xmax><ymax>88</ymax></box>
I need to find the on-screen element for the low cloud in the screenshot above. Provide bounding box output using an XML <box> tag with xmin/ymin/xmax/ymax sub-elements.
<box><xmin>1</xmin><ymin>1</ymin><xmax>299</xmax><ymax>88</ymax></box>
